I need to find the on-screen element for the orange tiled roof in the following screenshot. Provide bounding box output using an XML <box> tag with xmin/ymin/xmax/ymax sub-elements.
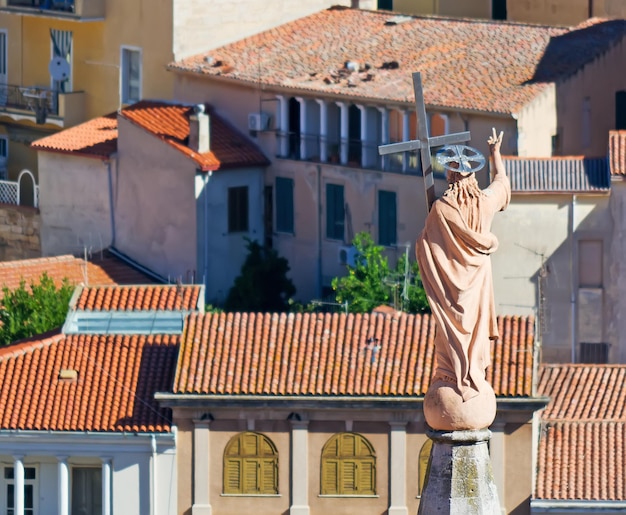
<box><xmin>73</xmin><ymin>284</ymin><xmax>202</xmax><ymax>311</ymax></box>
<box><xmin>609</xmin><ymin>130</ymin><xmax>626</xmax><ymax>176</ymax></box>
<box><xmin>0</xmin><ymin>332</ymin><xmax>177</xmax><ymax>432</ymax></box>
<box><xmin>31</xmin><ymin>113</ymin><xmax>117</xmax><ymax>158</ymax></box>
<box><xmin>535</xmin><ymin>364</ymin><xmax>626</xmax><ymax>501</ymax></box>
<box><xmin>173</xmin><ymin>312</ymin><xmax>534</xmax><ymax>397</ymax></box>
<box><xmin>120</xmin><ymin>101</ymin><xmax>270</xmax><ymax>171</ymax></box>
<box><xmin>0</xmin><ymin>253</ymin><xmax>157</xmax><ymax>295</ymax></box>
<box><xmin>170</xmin><ymin>9</ymin><xmax>626</xmax><ymax>115</ymax></box>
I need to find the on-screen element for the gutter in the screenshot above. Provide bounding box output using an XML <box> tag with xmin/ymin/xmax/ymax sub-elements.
<box><xmin>532</xmin><ymin>499</ymin><xmax>626</xmax><ymax>512</ymax></box>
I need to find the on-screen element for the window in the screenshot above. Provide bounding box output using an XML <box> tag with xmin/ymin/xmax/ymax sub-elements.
<box><xmin>378</xmin><ymin>190</ymin><xmax>397</xmax><ymax>246</ymax></box>
<box><xmin>429</xmin><ymin>113</ymin><xmax>448</xmax><ymax>138</ymax></box>
<box><xmin>0</xmin><ymin>136</ymin><xmax>7</xmax><ymax>179</ymax></box>
<box><xmin>228</xmin><ymin>186</ymin><xmax>249</xmax><ymax>233</ymax></box>
<box><xmin>223</xmin><ymin>432</ymin><xmax>278</xmax><ymax>495</ymax></box>
<box><xmin>492</xmin><ymin>0</ymin><xmax>507</xmax><ymax>19</ymax></box>
<box><xmin>4</xmin><ymin>466</ymin><xmax>37</xmax><ymax>515</ymax></box>
<box><xmin>579</xmin><ymin>342</ymin><xmax>609</xmax><ymax>364</ymax></box>
<box><xmin>418</xmin><ymin>439</ymin><xmax>433</xmax><ymax>496</ymax></box>
<box><xmin>320</xmin><ymin>432</ymin><xmax>376</xmax><ymax>496</ymax></box>
<box><xmin>121</xmin><ymin>47</ymin><xmax>141</xmax><ymax>104</ymax></box>
<box><xmin>578</xmin><ymin>240</ymin><xmax>603</xmax><ymax>288</ymax></box>
<box><xmin>326</xmin><ymin>183</ymin><xmax>344</xmax><ymax>240</ymax></box>
<box><xmin>71</xmin><ymin>468</ymin><xmax>101</xmax><ymax>515</ymax></box>
<box><xmin>275</xmin><ymin>177</ymin><xmax>294</xmax><ymax>233</ymax></box>
<box><xmin>50</xmin><ymin>29</ymin><xmax>72</xmax><ymax>93</ymax></box>
<box><xmin>616</xmin><ymin>91</ymin><xmax>626</xmax><ymax>130</ymax></box>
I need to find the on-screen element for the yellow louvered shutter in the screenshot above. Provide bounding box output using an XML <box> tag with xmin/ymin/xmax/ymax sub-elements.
<box><xmin>341</xmin><ymin>461</ymin><xmax>357</xmax><ymax>494</ymax></box>
<box><xmin>243</xmin><ymin>433</ymin><xmax>259</xmax><ymax>455</ymax></box>
<box><xmin>321</xmin><ymin>459</ymin><xmax>339</xmax><ymax>494</ymax></box>
<box><xmin>341</xmin><ymin>433</ymin><xmax>356</xmax><ymax>455</ymax></box>
<box><xmin>260</xmin><ymin>458</ymin><xmax>278</xmax><ymax>494</ymax></box>
<box><xmin>358</xmin><ymin>459</ymin><xmax>375</xmax><ymax>494</ymax></box>
<box><xmin>243</xmin><ymin>459</ymin><xmax>259</xmax><ymax>493</ymax></box>
<box><xmin>224</xmin><ymin>458</ymin><xmax>242</xmax><ymax>494</ymax></box>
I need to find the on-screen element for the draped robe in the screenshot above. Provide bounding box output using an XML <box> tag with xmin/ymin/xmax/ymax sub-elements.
<box><xmin>416</xmin><ymin>174</ymin><xmax>510</xmax><ymax>401</ymax></box>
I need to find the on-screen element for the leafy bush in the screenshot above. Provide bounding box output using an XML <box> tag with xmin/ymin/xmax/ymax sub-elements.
<box><xmin>0</xmin><ymin>272</ymin><xmax>74</xmax><ymax>345</ymax></box>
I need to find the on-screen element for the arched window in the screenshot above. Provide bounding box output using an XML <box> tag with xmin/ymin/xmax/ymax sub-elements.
<box><xmin>320</xmin><ymin>432</ymin><xmax>376</xmax><ymax>495</ymax></box>
<box><xmin>223</xmin><ymin>432</ymin><xmax>278</xmax><ymax>495</ymax></box>
<box><xmin>418</xmin><ymin>438</ymin><xmax>433</xmax><ymax>495</ymax></box>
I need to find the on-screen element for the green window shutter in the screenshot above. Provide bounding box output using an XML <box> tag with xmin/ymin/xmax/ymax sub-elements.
<box><xmin>357</xmin><ymin>459</ymin><xmax>375</xmax><ymax>494</ymax></box>
<box><xmin>260</xmin><ymin>458</ymin><xmax>278</xmax><ymax>494</ymax></box>
<box><xmin>321</xmin><ymin>459</ymin><xmax>339</xmax><ymax>494</ymax></box>
<box><xmin>378</xmin><ymin>190</ymin><xmax>397</xmax><ymax>247</ymax></box>
<box><xmin>276</xmin><ymin>177</ymin><xmax>294</xmax><ymax>233</ymax></box>
<box><xmin>224</xmin><ymin>458</ymin><xmax>242</xmax><ymax>494</ymax></box>
<box><xmin>326</xmin><ymin>184</ymin><xmax>345</xmax><ymax>240</ymax></box>
<box><xmin>243</xmin><ymin>459</ymin><xmax>259</xmax><ymax>493</ymax></box>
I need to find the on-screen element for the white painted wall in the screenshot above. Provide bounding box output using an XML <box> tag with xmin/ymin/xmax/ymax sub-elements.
<box><xmin>38</xmin><ymin>152</ymin><xmax>113</xmax><ymax>256</ymax></box>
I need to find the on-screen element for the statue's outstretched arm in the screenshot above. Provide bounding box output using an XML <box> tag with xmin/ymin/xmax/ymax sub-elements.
<box><xmin>488</xmin><ymin>128</ymin><xmax>505</xmax><ymax>182</ymax></box>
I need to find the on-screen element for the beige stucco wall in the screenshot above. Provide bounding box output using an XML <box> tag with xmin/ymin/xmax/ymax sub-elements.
<box><xmin>38</xmin><ymin>151</ymin><xmax>112</xmax><ymax>256</ymax></box>
<box><xmin>607</xmin><ymin>179</ymin><xmax>626</xmax><ymax>363</ymax></box>
<box><xmin>516</xmin><ymin>85</ymin><xmax>557</xmax><ymax>158</ymax></box>
<box><xmin>392</xmin><ymin>0</ymin><xmax>492</xmax><ymax>18</ymax></box>
<box><xmin>555</xmin><ymin>38</ymin><xmax>626</xmax><ymax>157</ymax></box>
<box><xmin>171</xmin><ymin>405</ymin><xmax>537</xmax><ymax>515</ymax></box>
<box><xmin>507</xmin><ymin>0</ymin><xmax>626</xmax><ymax>26</ymax></box>
<box><xmin>115</xmin><ymin>116</ymin><xmax>198</xmax><ymax>283</ymax></box>
<box><xmin>492</xmin><ymin>193</ymin><xmax>614</xmax><ymax>363</ymax></box>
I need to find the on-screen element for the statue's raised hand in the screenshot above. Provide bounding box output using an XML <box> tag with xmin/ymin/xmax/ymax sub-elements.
<box><xmin>488</xmin><ymin>127</ymin><xmax>503</xmax><ymax>155</ymax></box>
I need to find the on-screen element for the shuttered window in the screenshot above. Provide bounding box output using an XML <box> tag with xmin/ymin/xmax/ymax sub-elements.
<box><xmin>378</xmin><ymin>190</ymin><xmax>397</xmax><ymax>247</ymax></box>
<box><xmin>228</xmin><ymin>186</ymin><xmax>249</xmax><ymax>233</ymax></box>
<box><xmin>326</xmin><ymin>183</ymin><xmax>345</xmax><ymax>240</ymax></box>
<box><xmin>275</xmin><ymin>177</ymin><xmax>294</xmax><ymax>233</ymax></box>
<box><xmin>223</xmin><ymin>432</ymin><xmax>278</xmax><ymax>495</ymax></box>
<box><xmin>320</xmin><ymin>433</ymin><xmax>376</xmax><ymax>495</ymax></box>
<box><xmin>418</xmin><ymin>438</ymin><xmax>433</xmax><ymax>495</ymax></box>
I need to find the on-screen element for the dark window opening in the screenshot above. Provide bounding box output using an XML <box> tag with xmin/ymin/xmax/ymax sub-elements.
<box><xmin>288</xmin><ymin>97</ymin><xmax>301</xmax><ymax>159</ymax></box>
<box><xmin>228</xmin><ymin>186</ymin><xmax>249</xmax><ymax>233</ymax></box>
<box><xmin>348</xmin><ymin>105</ymin><xmax>362</xmax><ymax>165</ymax></box>
<box><xmin>492</xmin><ymin>0</ymin><xmax>507</xmax><ymax>20</ymax></box>
<box><xmin>579</xmin><ymin>342</ymin><xmax>609</xmax><ymax>364</ymax></box>
<box><xmin>616</xmin><ymin>91</ymin><xmax>626</xmax><ymax>130</ymax></box>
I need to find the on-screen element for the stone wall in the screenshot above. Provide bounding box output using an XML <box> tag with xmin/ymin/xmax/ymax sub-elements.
<box><xmin>0</xmin><ymin>205</ymin><xmax>41</xmax><ymax>261</ymax></box>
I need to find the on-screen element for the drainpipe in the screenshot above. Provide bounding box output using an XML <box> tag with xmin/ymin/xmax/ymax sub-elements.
<box><xmin>151</xmin><ymin>435</ymin><xmax>157</xmax><ymax>515</ymax></box>
<box><xmin>317</xmin><ymin>165</ymin><xmax>322</xmax><ymax>298</ymax></box>
<box><xmin>203</xmin><ymin>172</ymin><xmax>212</xmax><ymax>295</ymax></box>
<box><xmin>106</xmin><ymin>157</ymin><xmax>117</xmax><ymax>246</ymax></box>
<box><xmin>570</xmin><ymin>194</ymin><xmax>577</xmax><ymax>362</ymax></box>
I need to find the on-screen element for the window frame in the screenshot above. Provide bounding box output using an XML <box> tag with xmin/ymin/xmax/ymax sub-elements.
<box><xmin>320</xmin><ymin>432</ymin><xmax>376</xmax><ymax>496</ymax></box>
<box><xmin>120</xmin><ymin>45</ymin><xmax>142</xmax><ymax>105</ymax></box>
<box><xmin>275</xmin><ymin>176</ymin><xmax>294</xmax><ymax>234</ymax></box>
<box><xmin>325</xmin><ymin>183</ymin><xmax>345</xmax><ymax>241</ymax></box>
<box><xmin>228</xmin><ymin>185</ymin><xmax>249</xmax><ymax>233</ymax></box>
<box><xmin>223</xmin><ymin>431</ymin><xmax>279</xmax><ymax>495</ymax></box>
<box><xmin>378</xmin><ymin>189</ymin><xmax>397</xmax><ymax>247</ymax></box>
<box><xmin>2</xmin><ymin>465</ymin><xmax>38</xmax><ymax>515</ymax></box>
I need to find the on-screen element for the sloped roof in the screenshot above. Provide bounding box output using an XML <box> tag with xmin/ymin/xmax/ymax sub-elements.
<box><xmin>119</xmin><ymin>101</ymin><xmax>270</xmax><ymax>171</ymax></box>
<box><xmin>170</xmin><ymin>8</ymin><xmax>626</xmax><ymax>115</ymax></box>
<box><xmin>0</xmin><ymin>253</ymin><xmax>157</xmax><ymax>295</ymax></box>
<box><xmin>609</xmin><ymin>130</ymin><xmax>626</xmax><ymax>176</ymax></box>
<box><xmin>31</xmin><ymin>113</ymin><xmax>118</xmax><ymax>158</ymax></box>
<box><xmin>72</xmin><ymin>284</ymin><xmax>203</xmax><ymax>312</ymax></box>
<box><xmin>0</xmin><ymin>331</ymin><xmax>177</xmax><ymax>432</ymax></box>
<box><xmin>505</xmin><ymin>156</ymin><xmax>610</xmax><ymax>193</ymax></box>
<box><xmin>173</xmin><ymin>312</ymin><xmax>534</xmax><ymax>397</ymax></box>
<box><xmin>535</xmin><ymin>364</ymin><xmax>626</xmax><ymax>501</ymax></box>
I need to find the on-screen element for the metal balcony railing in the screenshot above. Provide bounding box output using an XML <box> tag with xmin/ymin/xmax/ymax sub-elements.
<box><xmin>7</xmin><ymin>0</ymin><xmax>74</xmax><ymax>12</ymax></box>
<box><xmin>275</xmin><ymin>131</ymin><xmax>421</xmax><ymax>174</ymax></box>
<box><xmin>0</xmin><ymin>84</ymin><xmax>59</xmax><ymax>119</ymax></box>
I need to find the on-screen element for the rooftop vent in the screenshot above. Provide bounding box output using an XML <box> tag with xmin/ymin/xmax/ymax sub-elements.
<box><xmin>59</xmin><ymin>369</ymin><xmax>78</xmax><ymax>381</ymax></box>
<box><xmin>385</xmin><ymin>15</ymin><xmax>413</xmax><ymax>26</ymax></box>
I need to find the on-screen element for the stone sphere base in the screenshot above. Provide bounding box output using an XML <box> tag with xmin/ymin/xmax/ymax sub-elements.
<box><xmin>424</xmin><ymin>380</ymin><xmax>497</xmax><ymax>430</ymax></box>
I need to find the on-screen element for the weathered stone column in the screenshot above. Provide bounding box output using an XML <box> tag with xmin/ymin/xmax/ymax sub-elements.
<box><xmin>417</xmin><ymin>429</ymin><xmax>500</xmax><ymax>515</ymax></box>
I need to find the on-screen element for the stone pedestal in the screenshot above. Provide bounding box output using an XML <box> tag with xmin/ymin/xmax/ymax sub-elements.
<box><xmin>417</xmin><ymin>429</ymin><xmax>501</xmax><ymax>515</ymax></box>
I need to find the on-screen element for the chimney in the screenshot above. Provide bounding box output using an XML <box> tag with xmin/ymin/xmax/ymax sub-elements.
<box><xmin>189</xmin><ymin>104</ymin><xmax>210</xmax><ymax>154</ymax></box>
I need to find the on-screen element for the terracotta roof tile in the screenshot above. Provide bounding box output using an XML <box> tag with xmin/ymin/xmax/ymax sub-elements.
<box><xmin>535</xmin><ymin>364</ymin><xmax>626</xmax><ymax>501</ymax></box>
<box><xmin>609</xmin><ymin>130</ymin><xmax>626</xmax><ymax>176</ymax></box>
<box><xmin>0</xmin><ymin>331</ymin><xmax>177</xmax><ymax>432</ymax></box>
<box><xmin>173</xmin><ymin>312</ymin><xmax>534</xmax><ymax>397</ymax></box>
<box><xmin>0</xmin><ymin>252</ymin><xmax>157</xmax><ymax>296</ymax></box>
<box><xmin>73</xmin><ymin>284</ymin><xmax>202</xmax><ymax>311</ymax></box>
<box><xmin>120</xmin><ymin>101</ymin><xmax>270</xmax><ymax>171</ymax></box>
<box><xmin>170</xmin><ymin>8</ymin><xmax>626</xmax><ymax>115</ymax></box>
<box><xmin>31</xmin><ymin>113</ymin><xmax>118</xmax><ymax>158</ymax></box>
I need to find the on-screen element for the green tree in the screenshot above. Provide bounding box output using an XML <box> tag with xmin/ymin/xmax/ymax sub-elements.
<box><xmin>224</xmin><ymin>239</ymin><xmax>296</xmax><ymax>312</ymax></box>
<box><xmin>332</xmin><ymin>231</ymin><xmax>430</xmax><ymax>314</ymax></box>
<box><xmin>0</xmin><ymin>272</ymin><xmax>74</xmax><ymax>345</ymax></box>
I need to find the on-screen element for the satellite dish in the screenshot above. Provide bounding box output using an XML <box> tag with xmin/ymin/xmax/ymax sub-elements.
<box><xmin>49</xmin><ymin>56</ymin><xmax>70</xmax><ymax>82</ymax></box>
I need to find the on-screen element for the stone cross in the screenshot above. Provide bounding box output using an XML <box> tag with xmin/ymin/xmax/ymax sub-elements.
<box><xmin>378</xmin><ymin>72</ymin><xmax>471</xmax><ymax>211</ymax></box>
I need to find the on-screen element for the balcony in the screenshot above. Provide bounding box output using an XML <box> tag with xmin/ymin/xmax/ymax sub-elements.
<box><xmin>0</xmin><ymin>0</ymin><xmax>104</xmax><ymax>19</ymax></box>
<box><xmin>276</xmin><ymin>131</ymin><xmax>421</xmax><ymax>174</ymax></box>
<box><xmin>0</xmin><ymin>84</ymin><xmax>85</xmax><ymax>128</ymax></box>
